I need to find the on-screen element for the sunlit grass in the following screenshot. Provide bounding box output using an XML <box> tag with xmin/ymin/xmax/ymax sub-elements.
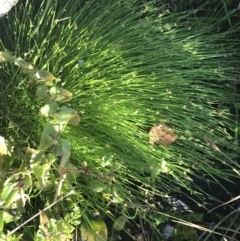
<box><xmin>0</xmin><ymin>0</ymin><xmax>240</xmax><ymax>239</ymax></box>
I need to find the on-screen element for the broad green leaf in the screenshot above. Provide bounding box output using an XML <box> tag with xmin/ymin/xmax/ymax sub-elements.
<box><xmin>91</xmin><ymin>219</ymin><xmax>107</xmax><ymax>241</ymax></box>
<box><xmin>3</xmin><ymin>210</ymin><xmax>21</xmax><ymax>224</ymax></box>
<box><xmin>30</xmin><ymin>150</ymin><xmax>45</xmax><ymax>164</ymax></box>
<box><xmin>14</xmin><ymin>57</ymin><xmax>35</xmax><ymax>71</ymax></box>
<box><xmin>41</xmin><ymin>123</ymin><xmax>62</xmax><ymax>140</ymax></box>
<box><xmin>65</xmin><ymin>163</ymin><xmax>81</xmax><ymax>183</ymax></box>
<box><xmin>113</xmin><ymin>215</ymin><xmax>128</xmax><ymax>231</ymax></box>
<box><xmin>14</xmin><ymin>57</ymin><xmax>28</xmax><ymax>68</ymax></box>
<box><xmin>0</xmin><ymin>136</ymin><xmax>8</xmax><ymax>155</ymax></box>
<box><xmin>16</xmin><ymin>198</ymin><xmax>25</xmax><ymax>211</ymax></box>
<box><xmin>1</xmin><ymin>183</ymin><xmax>15</xmax><ymax>201</ymax></box>
<box><xmin>22</xmin><ymin>173</ymin><xmax>32</xmax><ymax>188</ymax></box>
<box><xmin>3</xmin><ymin>189</ymin><xmax>18</xmax><ymax>207</ymax></box>
<box><xmin>68</xmin><ymin>114</ymin><xmax>81</xmax><ymax>126</ymax></box>
<box><xmin>57</xmin><ymin>139</ymin><xmax>71</xmax><ymax>168</ymax></box>
<box><xmin>36</xmin><ymin>85</ymin><xmax>49</xmax><ymax>101</ymax></box>
<box><xmin>34</xmin><ymin>70</ymin><xmax>55</xmax><ymax>86</ymax></box>
<box><xmin>55</xmin><ymin>106</ymin><xmax>80</xmax><ymax>125</ymax></box>
<box><xmin>0</xmin><ymin>172</ymin><xmax>6</xmax><ymax>196</ymax></box>
<box><xmin>33</xmin><ymin>164</ymin><xmax>49</xmax><ymax>181</ymax></box>
<box><xmin>28</xmin><ymin>69</ymin><xmax>53</xmax><ymax>86</ymax></box>
<box><xmin>0</xmin><ymin>51</ymin><xmax>13</xmax><ymax>62</ymax></box>
<box><xmin>81</xmin><ymin>219</ymin><xmax>107</xmax><ymax>241</ymax></box>
<box><xmin>30</xmin><ymin>151</ymin><xmax>56</xmax><ymax>166</ymax></box>
<box><xmin>40</xmin><ymin>101</ymin><xmax>58</xmax><ymax>117</ymax></box>
<box><xmin>46</xmin><ymin>153</ymin><xmax>57</xmax><ymax>163</ymax></box>
<box><xmin>81</xmin><ymin>221</ymin><xmax>95</xmax><ymax>241</ymax></box>
<box><xmin>34</xmin><ymin>180</ymin><xmax>54</xmax><ymax>192</ymax></box>
<box><xmin>33</xmin><ymin>163</ymin><xmax>51</xmax><ymax>189</ymax></box>
<box><xmin>36</xmin><ymin>70</ymin><xmax>55</xmax><ymax>83</ymax></box>
<box><xmin>0</xmin><ymin>210</ymin><xmax>3</xmax><ymax>231</ymax></box>
<box><xmin>38</xmin><ymin>135</ymin><xmax>58</xmax><ymax>151</ymax></box>
<box><xmin>3</xmin><ymin>171</ymin><xmax>30</xmax><ymax>187</ymax></box>
<box><xmin>22</xmin><ymin>146</ymin><xmax>37</xmax><ymax>163</ymax></box>
<box><xmin>49</xmin><ymin>87</ymin><xmax>72</xmax><ymax>102</ymax></box>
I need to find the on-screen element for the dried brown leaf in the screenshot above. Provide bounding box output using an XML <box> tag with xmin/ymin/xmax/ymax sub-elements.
<box><xmin>149</xmin><ymin>123</ymin><xmax>177</xmax><ymax>146</ymax></box>
<box><xmin>204</xmin><ymin>137</ymin><xmax>221</xmax><ymax>152</ymax></box>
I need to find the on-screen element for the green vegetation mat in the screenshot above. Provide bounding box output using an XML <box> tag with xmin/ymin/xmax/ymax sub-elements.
<box><xmin>0</xmin><ymin>0</ymin><xmax>239</xmax><ymax>240</ymax></box>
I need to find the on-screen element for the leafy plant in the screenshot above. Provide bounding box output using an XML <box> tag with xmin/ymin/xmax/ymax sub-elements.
<box><xmin>0</xmin><ymin>51</ymin><xmax>81</xmax><ymax>239</ymax></box>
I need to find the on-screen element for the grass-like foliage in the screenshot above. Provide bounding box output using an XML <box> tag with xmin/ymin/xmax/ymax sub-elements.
<box><xmin>0</xmin><ymin>0</ymin><xmax>240</xmax><ymax>239</ymax></box>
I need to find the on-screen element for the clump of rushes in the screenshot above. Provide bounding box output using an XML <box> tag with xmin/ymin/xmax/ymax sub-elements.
<box><xmin>0</xmin><ymin>0</ymin><xmax>240</xmax><ymax>237</ymax></box>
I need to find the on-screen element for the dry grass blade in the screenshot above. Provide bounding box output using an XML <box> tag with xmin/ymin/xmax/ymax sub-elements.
<box><xmin>171</xmin><ymin>219</ymin><xmax>223</xmax><ymax>236</ymax></box>
<box><xmin>197</xmin><ymin>208</ymin><xmax>240</xmax><ymax>241</ymax></box>
<box><xmin>208</xmin><ymin>167</ymin><xmax>240</xmax><ymax>213</ymax></box>
<box><xmin>9</xmin><ymin>190</ymin><xmax>74</xmax><ymax>235</ymax></box>
<box><xmin>204</xmin><ymin>137</ymin><xmax>221</xmax><ymax>152</ymax></box>
<box><xmin>171</xmin><ymin>216</ymin><xmax>239</xmax><ymax>241</ymax></box>
<box><xmin>208</xmin><ymin>195</ymin><xmax>240</xmax><ymax>213</ymax></box>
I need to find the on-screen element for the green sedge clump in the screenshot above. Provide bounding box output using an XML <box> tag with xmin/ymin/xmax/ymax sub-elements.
<box><xmin>0</xmin><ymin>0</ymin><xmax>240</xmax><ymax>240</ymax></box>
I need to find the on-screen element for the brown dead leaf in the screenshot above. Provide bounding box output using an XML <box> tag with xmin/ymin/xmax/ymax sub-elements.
<box><xmin>204</xmin><ymin>137</ymin><xmax>221</xmax><ymax>152</ymax></box>
<box><xmin>68</xmin><ymin>113</ymin><xmax>81</xmax><ymax>126</ymax></box>
<box><xmin>149</xmin><ymin>123</ymin><xmax>177</xmax><ymax>146</ymax></box>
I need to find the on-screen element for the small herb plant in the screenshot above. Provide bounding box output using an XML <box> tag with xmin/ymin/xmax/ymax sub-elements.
<box><xmin>0</xmin><ymin>50</ymin><xmax>82</xmax><ymax>239</ymax></box>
